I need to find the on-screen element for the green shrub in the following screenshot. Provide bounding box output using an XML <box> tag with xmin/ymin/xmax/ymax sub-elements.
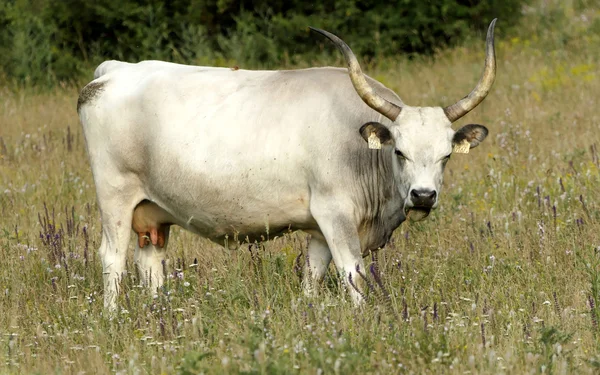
<box><xmin>0</xmin><ymin>0</ymin><xmax>528</xmax><ymax>85</ymax></box>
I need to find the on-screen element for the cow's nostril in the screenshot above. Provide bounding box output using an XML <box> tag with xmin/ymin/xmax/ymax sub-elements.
<box><xmin>410</xmin><ymin>189</ymin><xmax>419</xmax><ymax>199</ymax></box>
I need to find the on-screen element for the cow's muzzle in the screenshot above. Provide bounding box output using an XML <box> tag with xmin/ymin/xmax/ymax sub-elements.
<box><xmin>406</xmin><ymin>189</ymin><xmax>437</xmax><ymax>222</ymax></box>
<box><xmin>410</xmin><ymin>189</ymin><xmax>437</xmax><ymax>208</ymax></box>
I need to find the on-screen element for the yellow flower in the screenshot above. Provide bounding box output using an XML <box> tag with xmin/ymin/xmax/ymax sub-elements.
<box><xmin>570</xmin><ymin>64</ymin><xmax>593</xmax><ymax>76</ymax></box>
<box><xmin>583</xmin><ymin>74</ymin><xmax>595</xmax><ymax>82</ymax></box>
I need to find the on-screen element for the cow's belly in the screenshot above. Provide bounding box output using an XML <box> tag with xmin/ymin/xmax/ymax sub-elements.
<box><xmin>141</xmin><ymin>164</ymin><xmax>316</xmax><ymax>246</ymax></box>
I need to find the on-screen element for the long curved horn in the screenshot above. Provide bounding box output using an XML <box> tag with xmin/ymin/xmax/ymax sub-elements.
<box><xmin>444</xmin><ymin>19</ymin><xmax>497</xmax><ymax>122</ymax></box>
<box><xmin>310</xmin><ymin>27</ymin><xmax>402</xmax><ymax>122</ymax></box>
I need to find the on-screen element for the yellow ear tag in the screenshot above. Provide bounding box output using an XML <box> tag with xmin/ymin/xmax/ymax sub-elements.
<box><xmin>453</xmin><ymin>139</ymin><xmax>470</xmax><ymax>154</ymax></box>
<box><xmin>368</xmin><ymin>132</ymin><xmax>381</xmax><ymax>149</ymax></box>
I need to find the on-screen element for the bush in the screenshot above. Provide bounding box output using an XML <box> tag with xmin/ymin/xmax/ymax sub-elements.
<box><xmin>0</xmin><ymin>0</ymin><xmax>528</xmax><ymax>85</ymax></box>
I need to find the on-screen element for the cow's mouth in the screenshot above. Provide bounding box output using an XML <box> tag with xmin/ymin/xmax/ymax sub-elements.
<box><xmin>406</xmin><ymin>207</ymin><xmax>432</xmax><ymax>222</ymax></box>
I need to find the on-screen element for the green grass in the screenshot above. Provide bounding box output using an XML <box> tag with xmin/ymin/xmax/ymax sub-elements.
<box><xmin>1</xmin><ymin>1</ymin><xmax>600</xmax><ymax>373</ymax></box>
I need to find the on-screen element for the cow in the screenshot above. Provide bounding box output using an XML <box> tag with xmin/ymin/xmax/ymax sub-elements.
<box><xmin>78</xmin><ymin>20</ymin><xmax>497</xmax><ymax>310</ymax></box>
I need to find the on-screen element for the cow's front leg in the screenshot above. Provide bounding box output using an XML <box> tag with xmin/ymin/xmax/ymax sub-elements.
<box><xmin>302</xmin><ymin>232</ymin><xmax>332</xmax><ymax>296</ymax></box>
<box><xmin>310</xmin><ymin>199</ymin><xmax>365</xmax><ymax>305</ymax></box>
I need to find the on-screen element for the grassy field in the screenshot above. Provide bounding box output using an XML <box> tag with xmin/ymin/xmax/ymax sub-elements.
<box><xmin>1</xmin><ymin>2</ymin><xmax>600</xmax><ymax>374</ymax></box>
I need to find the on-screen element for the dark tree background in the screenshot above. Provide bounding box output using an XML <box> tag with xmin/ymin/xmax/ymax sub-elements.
<box><xmin>0</xmin><ymin>0</ymin><xmax>526</xmax><ymax>85</ymax></box>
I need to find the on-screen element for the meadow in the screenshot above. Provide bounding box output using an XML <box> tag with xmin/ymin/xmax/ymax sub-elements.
<box><xmin>1</xmin><ymin>2</ymin><xmax>600</xmax><ymax>374</ymax></box>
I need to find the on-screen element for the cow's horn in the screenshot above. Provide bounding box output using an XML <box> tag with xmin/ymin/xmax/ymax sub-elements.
<box><xmin>310</xmin><ymin>27</ymin><xmax>402</xmax><ymax>122</ymax></box>
<box><xmin>443</xmin><ymin>19</ymin><xmax>497</xmax><ymax>123</ymax></box>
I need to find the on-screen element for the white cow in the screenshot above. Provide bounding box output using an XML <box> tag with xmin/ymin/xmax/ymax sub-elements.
<box><xmin>78</xmin><ymin>20</ymin><xmax>497</xmax><ymax>309</ymax></box>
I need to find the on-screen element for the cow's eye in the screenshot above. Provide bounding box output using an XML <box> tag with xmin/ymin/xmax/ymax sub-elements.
<box><xmin>395</xmin><ymin>149</ymin><xmax>406</xmax><ymax>159</ymax></box>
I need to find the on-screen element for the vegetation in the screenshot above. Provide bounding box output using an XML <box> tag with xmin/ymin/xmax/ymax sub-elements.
<box><xmin>1</xmin><ymin>0</ymin><xmax>600</xmax><ymax>373</ymax></box>
<box><xmin>0</xmin><ymin>0</ymin><xmax>525</xmax><ymax>85</ymax></box>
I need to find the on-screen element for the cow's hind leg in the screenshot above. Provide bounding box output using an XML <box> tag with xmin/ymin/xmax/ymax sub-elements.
<box><xmin>134</xmin><ymin>225</ymin><xmax>171</xmax><ymax>293</ymax></box>
<box><xmin>302</xmin><ymin>232</ymin><xmax>332</xmax><ymax>296</ymax></box>
<box><xmin>95</xmin><ymin>187</ymin><xmax>143</xmax><ymax>310</ymax></box>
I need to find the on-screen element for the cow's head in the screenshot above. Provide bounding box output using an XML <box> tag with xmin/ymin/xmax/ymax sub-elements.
<box><xmin>312</xmin><ymin>20</ymin><xmax>496</xmax><ymax>221</ymax></box>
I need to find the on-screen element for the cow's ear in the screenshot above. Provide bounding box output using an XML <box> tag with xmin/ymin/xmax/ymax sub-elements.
<box><xmin>453</xmin><ymin>124</ymin><xmax>488</xmax><ymax>153</ymax></box>
<box><xmin>360</xmin><ymin>122</ymin><xmax>393</xmax><ymax>150</ymax></box>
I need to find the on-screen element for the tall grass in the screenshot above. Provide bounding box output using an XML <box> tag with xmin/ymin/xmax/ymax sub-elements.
<box><xmin>1</xmin><ymin>1</ymin><xmax>599</xmax><ymax>373</ymax></box>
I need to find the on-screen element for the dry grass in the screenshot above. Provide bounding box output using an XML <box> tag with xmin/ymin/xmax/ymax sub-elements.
<box><xmin>1</xmin><ymin>1</ymin><xmax>600</xmax><ymax>373</ymax></box>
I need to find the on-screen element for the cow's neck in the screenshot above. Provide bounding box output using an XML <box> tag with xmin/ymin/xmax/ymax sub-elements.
<box><xmin>353</xmin><ymin>147</ymin><xmax>406</xmax><ymax>252</ymax></box>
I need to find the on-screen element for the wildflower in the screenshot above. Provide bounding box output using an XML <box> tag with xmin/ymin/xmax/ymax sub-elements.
<box><xmin>221</xmin><ymin>356</ymin><xmax>230</xmax><ymax>367</ymax></box>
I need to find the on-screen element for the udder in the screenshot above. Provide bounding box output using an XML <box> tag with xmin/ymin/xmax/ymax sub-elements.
<box><xmin>132</xmin><ymin>200</ymin><xmax>176</xmax><ymax>248</ymax></box>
